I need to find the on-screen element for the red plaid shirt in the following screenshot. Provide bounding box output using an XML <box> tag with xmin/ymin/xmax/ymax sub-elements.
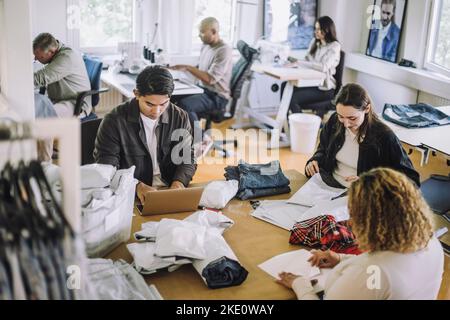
<box><xmin>289</xmin><ymin>215</ymin><xmax>362</xmax><ymax>254</ymax></box>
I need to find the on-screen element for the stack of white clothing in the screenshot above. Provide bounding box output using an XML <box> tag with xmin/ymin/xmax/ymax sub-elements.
<box><xmin>128</xmin><ymin>210</ymin><xmax>248</xmax><ymax>288</ymax></box>
<box><xmin>81</xmin><ymin>166</ymin><xmax>138</xmax><ymax>257</ymax></box>
<box><xmin>88</xmin><ymin>258</ymin><xmax>163</xmax><ymax>300</ymax></box>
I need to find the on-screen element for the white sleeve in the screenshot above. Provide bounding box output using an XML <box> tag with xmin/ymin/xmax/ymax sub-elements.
<box><xmin>291</xmin><ymin>277</ymin><xmax>320</xmax><ymax>300</ymax></box>
<box><xmin>324</xmin><ymin>263</ymin><xmax>390</xmax><ymax>300</ymax></box>
<box><xmin>308</xmin><ymin>42</ymin><xmax>341</xmax><ymax>73</ymax></box>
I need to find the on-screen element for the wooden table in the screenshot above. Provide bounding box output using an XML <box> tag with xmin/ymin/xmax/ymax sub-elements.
<box><xmin>106</xmin><ymin>170</ymin><xmax>308</xmax><ymax>299</ymax></box>
<box><xmin>105</xmin><ymin>169</ymin><xmax>450</xmax><ymax>299</ymax></box>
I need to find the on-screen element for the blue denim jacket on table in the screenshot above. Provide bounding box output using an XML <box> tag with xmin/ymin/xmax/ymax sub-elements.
<box><xmin>383</xmin><ymin>103</ymin><xmax>450</xmax><ymax>128</ymax></box>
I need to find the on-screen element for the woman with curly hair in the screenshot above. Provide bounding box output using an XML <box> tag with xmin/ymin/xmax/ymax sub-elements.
<box><xmin>278</xmin><ymin>168</ymin><xmax>444</xmax><ymax>299</ymax></box>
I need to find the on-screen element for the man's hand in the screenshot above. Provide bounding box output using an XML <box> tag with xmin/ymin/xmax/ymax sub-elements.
<box><xmin>170</xmin><ymin>180</ymin><xmax>185</xmax><ymax>189</ymax></box>
<box><xmin>136</xmin><ymin>182</ymin><xmax>157</xmax><ymax>204</ymax></box>
<box><xmin>168</xmin><ymin>64</ymin><xmax>190</xmax><ymax>72</ymax></box>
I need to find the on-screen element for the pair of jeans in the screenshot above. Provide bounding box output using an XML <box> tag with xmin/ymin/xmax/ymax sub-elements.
<box><xmin>224</xmin><ymin>160</ymin><xmax>291</xmax><ymax>200</ymax></box>
<box><xmin>382</xmin><ymin>103</ymin><xmax>450</xmax><ymax>128</ymax></box>
<box><xmin>201</xmin><ymin>256</ymin><xmax>249</xmax><ymax>289</ymax></box>
<box><xmin>172</xmin><ymin>87</ymin><xmax>228</xmax><ymax>141</ymax></box>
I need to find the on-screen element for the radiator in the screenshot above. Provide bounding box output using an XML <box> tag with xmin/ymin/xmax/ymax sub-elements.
<box><xmin>95</xmin><ymin>81</ymin><xmax>124</xmax><ymax>117</ymax></box>
<box><xmin>417</xmin><ymin>91</ymin><xmax>450</xmax><ymax>106</ymax></box>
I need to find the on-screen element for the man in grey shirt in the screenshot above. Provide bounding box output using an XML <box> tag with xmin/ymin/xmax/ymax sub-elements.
<box><xmin>33</xmin><ymin>33</ymin><xmax>90</xmax><ymax>161</ymax></box>
<box><xmin>34</xmin><ymin>33</ymin><xmax>91</xmax><ymax>118</ymax></box>
<box><xmin>170</xmin><ymin>17</ymin><xmax>232</xmax><ymax>138</ymax></box>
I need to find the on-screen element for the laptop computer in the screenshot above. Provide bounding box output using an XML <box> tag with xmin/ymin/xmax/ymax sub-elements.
<box><xmin>136</xmin><ymin>186</ymin><xmax>204</xmax><ymax>215</ymax></box>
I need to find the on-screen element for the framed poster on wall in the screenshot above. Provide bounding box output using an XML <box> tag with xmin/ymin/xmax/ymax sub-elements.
<box><xmin>263</xmin><ymin>0</ymin><xmax>318</xmax><ymax>49</ymax></box>
<box><xmin>366</xmin><ymin>0</ymin><xmax>408</xmax><ymax>63</ymax></box>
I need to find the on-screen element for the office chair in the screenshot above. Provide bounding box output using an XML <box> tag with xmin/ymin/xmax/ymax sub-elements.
<box><xmin>203</xmin><ymin>40</ymin><xmax>258</xmax><ymax>157</ymax></box>
<box><xmin>74</xmin><ymin>55</ymin><xmax>110</xmax><ymax>121</ymax></box>
<box><xmin>302</xmin><ymin>50</ymin><xmax>346</xmax><ymax>118</ymax></box>
<box><xmin>81</xmin><ymin>118</ymin><xmax>103</xmax><ymax>165</ymax></box>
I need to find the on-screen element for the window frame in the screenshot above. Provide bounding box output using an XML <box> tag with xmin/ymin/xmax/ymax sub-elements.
<box><xmin>424</xmin><ymin>0</ymin><xmax>450</xmax><ymax>78</ymax></box>
<box><xmin>190</xmin><ymin>0</ymin><xmax>239</xmax><ymax>52</ymax></box>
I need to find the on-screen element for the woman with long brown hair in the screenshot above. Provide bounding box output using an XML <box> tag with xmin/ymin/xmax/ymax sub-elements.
<box><xmin>284</xmin><ymin>15</ymin><xmax>341</xmax><ymax>113</ymax></box>
<box><xmin>304</xmin><ymin>83</ymin><xmax>420</xmax><ymax>187</ymax></box>
<box><xmin>278</xmin><ymin>168</ymin><xmax>444</xmax><ymax>299</ymax></box>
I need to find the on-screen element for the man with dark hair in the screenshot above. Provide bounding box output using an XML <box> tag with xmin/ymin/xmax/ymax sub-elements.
<box><xmin>367</xmin><ymin>0</ymin><xmax>400</xmax><ymax>62</ymax></box>
<box><xmin>94</xmin><ymin>66</ymin><xmax>197</xmax><ymax>203</ymax></box>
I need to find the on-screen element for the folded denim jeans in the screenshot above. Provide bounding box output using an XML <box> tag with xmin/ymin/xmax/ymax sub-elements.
<box><xmin>225</xmin><ymin>160</ymin><xmax>290</xmax><ymax>191</ymax></box>
<box><xmin>236</xmin><ymin>185</ymin><xmax>291</xmax><ymax>200</ymax></box>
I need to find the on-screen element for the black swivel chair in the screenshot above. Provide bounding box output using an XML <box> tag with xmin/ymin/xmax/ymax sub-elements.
<box><xmin>202</xmin><ymin>40</ymin><xmax>258</xmax><ymax>157</ymax></box>
<box><xmin>81</xmin><ymin>118</ymin><xmax>103</xmax><ymax>165</ymax></box>
<box><xmin>302</xmin><ymin>50</ymin><xmax>346</xmax><ymax>118</ymax></box>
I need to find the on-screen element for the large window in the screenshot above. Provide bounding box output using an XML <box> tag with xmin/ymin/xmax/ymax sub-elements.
<box><xmin>425</xmin><ymin>0</ymin><xmax>450</xmax><ymax>77</ymax></box>
<box><xmin>79</xmin><ymin>0</ymin><xmax>134</xmax><ymax>50</ymax></box>
<box><xmin>191</xmin><ymin>0</ymin><xmax>236</xmax><ymax>48</ymax></box>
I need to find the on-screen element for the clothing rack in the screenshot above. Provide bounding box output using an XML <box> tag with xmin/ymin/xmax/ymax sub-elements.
<box><xmin>0</xmin><ymin>118</ymin><xmax>81</xmax><ymax>232</ymax></box>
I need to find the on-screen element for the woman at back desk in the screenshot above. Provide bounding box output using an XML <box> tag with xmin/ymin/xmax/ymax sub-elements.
<box><xmin>283</xmin><ymin>15</ymin><xmax>341</xmax><ymax>114</ymax></box>
<box><xmin>304</xmin><ymin>83</ymin><xmax>420</xmax><ymax>188</ymax></box>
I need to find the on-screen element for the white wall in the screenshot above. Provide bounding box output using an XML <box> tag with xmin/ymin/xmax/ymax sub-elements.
<box><xmin>30</xmin><ymin>0</ymin><xmax>67</xmax><ymax>42</ymax></box>
<box><xmin>0</xmin><ymin>0</ymin><xmax>34</xmax><ymax>120</ymax></box>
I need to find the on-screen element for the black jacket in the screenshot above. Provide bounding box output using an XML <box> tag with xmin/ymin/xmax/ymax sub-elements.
<box><xmin>94</xmin><ymin>99</ymin><xmax>196</xmax><ymax>186</ymax></box>
<box><xmin>306</xmin><ymin>112</ymin><xmax>420</xmax><ymax>187</ymax></box>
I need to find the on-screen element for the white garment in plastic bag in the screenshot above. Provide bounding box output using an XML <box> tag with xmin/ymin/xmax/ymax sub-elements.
<box><xmin>185</xmin><ymin>210</ymin><xmax>248</xmax><ymax>288</ymax></box>
<box><xmin>154</xmin><ymin>219</ymin><xmax>207</xmax><ymax>259</ymax></box>
<box><xmin>80</xmin><ymin>164</ymin><xmax>116</xmax><ymax>189</ymax></box>
<box><xmin>127</xmin><ymin>242</ymin><xmax>191</xmax><ymax>275</ymax></box>
<box><xmin>199</xmin><ymin>180</ymin><xmax>239</xmax><ymax>209</ymax></box>
<box><xmin>82</xmin><ymin>166</ymin><xmax>137</xmax><ymax>257</ymax></box>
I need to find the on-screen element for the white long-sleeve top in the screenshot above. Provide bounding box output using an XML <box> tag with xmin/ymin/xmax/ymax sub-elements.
<box><xmin>292</xmin><ymin>237</ymin><xmax>444</xmax><ymax>300</ymax></box>
<box><xmin>301</xmin><ymin>39</ymin><xmax>341</xmax><ymax>91</ymax></box>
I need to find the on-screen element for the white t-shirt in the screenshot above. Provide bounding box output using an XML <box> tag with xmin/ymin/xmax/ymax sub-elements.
<box><xmin>140</xmin><ymin>114</ymin><xmax>160</xmax><ymax>176</ymax></box>
<box><xmin>333</xmin><ymin>128</ymin><xmax>359</xmax><ymax>188</ymax></box>
<box><xmin>372</xmin><ymin>22</ymin><xmax>391</xmax><ymax>58</ymax></box>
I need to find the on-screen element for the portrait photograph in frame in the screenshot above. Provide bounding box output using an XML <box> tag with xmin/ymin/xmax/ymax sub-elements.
<box><xmin>366</xmin><ymin>0</ymin><xmax>408</xmax><ymax>63</ymax></box>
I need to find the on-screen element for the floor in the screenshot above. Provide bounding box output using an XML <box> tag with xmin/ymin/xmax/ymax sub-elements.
<box><xmin>192</xmin><ymin>118</ymin><xmax>450</xmax><ymax>300</ymax></box>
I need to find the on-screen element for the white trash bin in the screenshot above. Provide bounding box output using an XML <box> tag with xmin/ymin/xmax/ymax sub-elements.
<box><xmin>288</xmin><ymin>113</ymin><xmax>321</xmax><ymax>154</ymax></box>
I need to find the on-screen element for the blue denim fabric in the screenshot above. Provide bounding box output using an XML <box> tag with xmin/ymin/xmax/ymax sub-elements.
<box><xmin>236</xmin><ymin>185</ymin><xmax>292</xmax><ymax>200</ymax></box>
<box><xmin>18</xmin><ymin>239</ymin><xmax>49</xmax><ymax>300</ymax></box>
<box><xmin>36</xmin><ymin>240</ymin><xmax>62</xmax><ymax>300</ymax></box>
<box><xmin>225</xmin><ymin>160</ymin><xmax>290</xmax><ymax>191</ymax></box>
<box><xmin>201</xmin><ymin>256</ymin><xmax>248</xmax><ymax>289</ymax></box>
<box><xmin>383</xmin><ymin>103</ymin><xmax>450</xmax><ymax>128</ymax></box>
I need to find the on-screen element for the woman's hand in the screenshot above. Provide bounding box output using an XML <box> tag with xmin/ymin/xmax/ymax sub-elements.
<box><xmin>308</xmin><ymin>249</ymin><xmax>340</xmax><ymax>268</ymax></box>
<box><xmin>276</xmin><ymin>272</ymin><xmax>300</xmax><ymax>289</ymax></box>
<box><xmin>305</xmin><ymin>160</ymin><xmax>320</xmax><ymax>177</ymax></box>
<box><xmin>344</xmin><ymin>175</ymin><xmax>359</xmax><ymax>183</ymax></box>
<box><xmin>136</xmin><ymin>182</ymin><xmax>157</xmax><ymax>204</ymax></box>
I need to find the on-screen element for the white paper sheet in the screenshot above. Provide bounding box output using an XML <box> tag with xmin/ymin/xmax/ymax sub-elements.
<box><xmin>297</xmin><ymin>196</ymin><xmax>350</xmax><ymax>223</ymax></box>
<box><xmin>287</xmin><ymin>174</ymin><xmax>346</xmax><ymax>207</ymax></box>
<box><xmin>258</xmin><ymin>249</ymin><xmax>320</xmax><ymax>279</ymax></box>
<box><xmin>251</xmin><ymin>200</ymin><xmax>310</xmax><ymax>230</ymax></box>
